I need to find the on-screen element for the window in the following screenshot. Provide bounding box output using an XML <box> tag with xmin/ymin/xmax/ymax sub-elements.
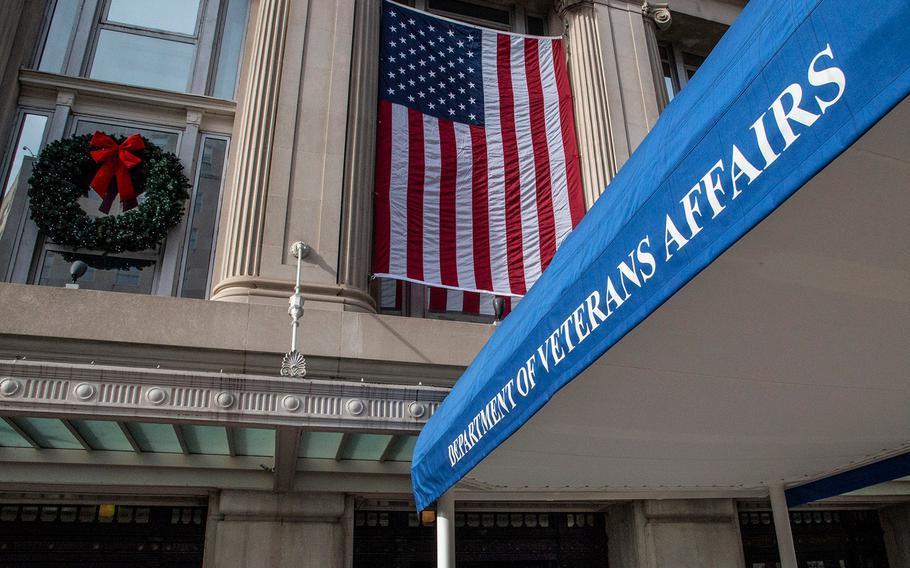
<box><xmin>426</xmin><ymin>0</ymin><xmax>512</xmax><ymax>30</ymax></box>
<box><xmin>654</xmin><ymin>13</ymin><xmax>726</xmax><ymax>103</ymax></box>
<box><xmin>414</xmin><ymin>0</ymin><xmax>547</xmax><ymax>35</ymax></box>
<box><xmin>28</xmin><ymin>119</ymin><xmax>182</xmax><ymax>295</ymax></box>
<box><xmin>37</xmin><ymin>0</ymin><xmax>250</xmax><ymax>98</ymax></box>
<box><xmin>0</xmin><ymin>114</ymin><xmax>49</xmax><ymax>280</ymax></box>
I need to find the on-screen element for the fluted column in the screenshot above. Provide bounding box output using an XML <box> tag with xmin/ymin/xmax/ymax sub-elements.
<box><xmin>558</xmin><ymin>0</ymin><xmax>615</xmax><ymax>208</ymax></box>
<box><xmin>220</xmin><ymin>0</ymin><xmax>290</xmax><ymax>281</ymax></box>
<box><xmin>557</xmin><ymin>0</ymin><xmax>662</xmax><ymax>208</ymax></box>
<box><xmin>337</xmin><ymin>0</ymin><xmax>381</xmax><ymax>301</ymax></box>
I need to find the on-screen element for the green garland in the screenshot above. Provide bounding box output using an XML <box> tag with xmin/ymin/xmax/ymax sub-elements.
<box><xmin>28</xmin><ymin>133</ymin><xmax>190</xmax><ymax>253</ymax></box>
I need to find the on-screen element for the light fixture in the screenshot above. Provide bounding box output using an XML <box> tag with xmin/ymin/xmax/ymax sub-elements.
<box><xmin>420</xmin><ymin>509</ymin><xmax>436</xmax><ymax>525</ymax></box>
<box><xmin>98</xmin><ymin>503</ymin><xmax>116</xmax><ymax>521</ymax></box>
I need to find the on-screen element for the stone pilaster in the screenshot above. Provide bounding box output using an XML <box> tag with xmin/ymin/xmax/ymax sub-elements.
<box><xmin>205</xmin><ymin>491</ymin><xmax>347</xmax><ymax>568</ymax></box>
<box><xmin>607</xmin><ymin>499</ymin><xmax>747</xmax><ymax>568</ymax></box>
<box><xmin>880</xmin><ymin>503</ymin><xmax>910</xmax><ymax>568</ymax></box>
<box><xmin>218</xmin><ymin>0</ymin><xmax>290</xmax><ymax>283</ymax></box>
<box><xmin>557</xmin><ymin>0</ymin><xmax>662</xmax><ymax>207</ymax></box>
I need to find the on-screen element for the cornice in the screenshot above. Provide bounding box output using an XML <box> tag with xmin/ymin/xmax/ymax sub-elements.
<box><xmin>18</xmin><ymin>70</ymin><xmax>237</xmax><ymax>116</ymax></box>
<box><xmin>0</xmin><ymin>359</ymin><xmax>448</xmax><ymax>433</ymax></box>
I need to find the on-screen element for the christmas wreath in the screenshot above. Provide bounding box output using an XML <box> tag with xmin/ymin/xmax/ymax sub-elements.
<box><xmin>28</xmin><ymin>132</ymin><xmax>190</xmax><ymax>253</ymax></box>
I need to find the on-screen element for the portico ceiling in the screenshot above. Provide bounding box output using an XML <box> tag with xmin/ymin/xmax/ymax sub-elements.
<box><xmin>459</xmin><ymin>95</ymin><xmax>910</xmax><ymax>497</ymax></box>
<box><xmin>0</xmin><ymin>359</ymin><xmax>436</xmax><ymax>492</ymax></box>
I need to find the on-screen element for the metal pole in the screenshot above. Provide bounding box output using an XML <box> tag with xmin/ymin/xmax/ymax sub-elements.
<box><xmin>290</xmin><ymin>244</ymin><xmax>303</xmax><ymax>352</ymax></box>
<box><xmin>769</xmin><ymin>483</ymin><xmax>798</xmax><ymax>568</ymax></box>
<box><xmin>436</xmin><ymin>492</ymin><xmax>455</xmax><ymax>568</ymax></box>
<box><xmin>281</xmin><ymin>241</ymin><xmax>309</xmax><ymax>378</ymax></box>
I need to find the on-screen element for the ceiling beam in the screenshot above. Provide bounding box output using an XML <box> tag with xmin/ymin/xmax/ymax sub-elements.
<box><xmin>2</xmin><ymin>417</ymin><xmax>38</xmax><ymax>449</ymax></box>
<box><xmin>335</xmin><ymin>433</ymin><xmax>350</xmax><ymax>462</ymax></box>
<box><xmin>118</xmin><ymin>422</ymin><xmax>142</xmax><ymax>453</ymax></box>
<box><xmin>226</xmin><ymin>427</ymin><xmax>237</xmax><ymax>457</ymax></box>
<box><xmin>173</xmin><ymin>424</ymin><xmax>190</xmax><ymax>455</ymax></box>
<box><xmin>61</xmin><ymin>419</ymin><xmax>91</xmax><ymax>451</ymax></box>
<box><xmin>273</xmin><ymin>427</ymin><xmax>301</xmax><ymax>492</ymax></box>
<box><xmin>379</xmin><ymin>435</ymin><xmax>403</xmax><ymax>463</ymax></box>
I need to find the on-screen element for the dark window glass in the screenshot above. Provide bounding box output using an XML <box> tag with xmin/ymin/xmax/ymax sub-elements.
<box><xmin>427</xmin><ymin>0</ymin><xmax>511</xmax><ymax>27</ymax></box>
<box><xmin>526</xmin><ymin>15</ymin><xmax>546</xmax><ymax>36</ymax></box>
<box><xmin>212</xmin><ymin>0</ymin><xmax>250</xmax><ymax>99</ymax></box>
<box><xmin>180</xmin><ymin>137</ymin><xmax>228</xmax><ymax>299</ymax></box>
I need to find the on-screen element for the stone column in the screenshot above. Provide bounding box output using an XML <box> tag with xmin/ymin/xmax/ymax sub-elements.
<box><xmin>557</xmin><ymin>0</ymin><xmax>615</xmax><ymax>209</ymax></box>
<box><xmin>337</xmin><ymin>0</ymin><xmax>380</xmax><ymax>304</ymax></box>
<box><xmin>206</xmin><ymin>490</ymin><xmax>347</xmax><ymax>568</ymax></box>
<box><xmin>606</xmin><ymin>499</ymin><xmax>747</xmax><ymax>568</ymax></box>
<box><xmin>880</xmin><ymin>503</ymin><xmax>910</xmax><ymax>568</ymax></box>
<box><xmin>557</xmin><ymin>0</ymin><xmax>662</xmax><ymax>207</ymax></box>
<box><xmin>217</xmin><ymin>0</ymin><xmax>290</xmax><ymax>285</ymax></box>
<box><xmin>212</xmin><ymin>0</ymin><xmax>373</xmax><ymax>311</ymax></box>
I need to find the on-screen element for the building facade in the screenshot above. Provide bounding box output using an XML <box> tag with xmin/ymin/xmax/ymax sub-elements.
<box><xmin>0</xmin><ymin>0</ymin><xmax>907</xmax><ymax>566</ymax></box>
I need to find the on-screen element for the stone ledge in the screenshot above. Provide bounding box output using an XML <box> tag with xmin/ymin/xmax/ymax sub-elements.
<box><xmin>0</xmin><ymin>283</ymin><xmax>492</xmax><ymax>369</ymax></box>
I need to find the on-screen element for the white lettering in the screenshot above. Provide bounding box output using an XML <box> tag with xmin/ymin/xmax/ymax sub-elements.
<box><xmin>808</xmin><ymin>44</ymin><xmax>845</xmax><ymax>114</ymax></box>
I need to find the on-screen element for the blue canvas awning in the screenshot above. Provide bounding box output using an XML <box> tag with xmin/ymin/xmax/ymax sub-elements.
<box><xmin>412</xmin><ymin>0</ymin><xmax>910</xmax><ymax>510</ymax></box>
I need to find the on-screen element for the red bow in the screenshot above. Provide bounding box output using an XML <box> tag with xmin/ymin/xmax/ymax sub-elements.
<box><xmin>89</xmin><ymin>132</ymin><xmax>145</xmax><ymax>213</ymax></box>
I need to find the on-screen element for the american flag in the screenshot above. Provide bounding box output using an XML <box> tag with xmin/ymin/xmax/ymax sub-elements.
<box><xmin>378</xmin><ymin>278</ymin><xmax>515</xmax><ymax>318</ymax></box>
<box><xmin>372</xmin><ymin>1</ymin><xmax>585</xmax><ymax>298</ymax></box>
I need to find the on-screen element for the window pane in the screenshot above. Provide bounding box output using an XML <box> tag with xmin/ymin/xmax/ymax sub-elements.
<box><xmin>90</xmin><ymin>30</ymin><xmax>194</xmax><ymax>92</ymax></box>
<box><xmin>38</xmin><ymin>0</ymin><xmax>82</xmax><ymax>72</ymax></box>
<box><xmin>180</xmin><ymin>137</ymin><xmax>227</xmax><ymax>299</ymax></box>
<box><xmin>73</xmin><ymin>121</ymin><xmax>179</xmax><ymax>153</ymax></box>
<box><xmin>38</xmin><ymin>251</ymin><xmax>155</xmax><ymax>294</ymax></box>
<box><xmin>212</xmin><ymin>0</ymin><xmax>250</xmax><ymax>99</ymax></box>
<box><xmin>107</xmin><ymin>0</ymin><xmax>201</xmax><ymax>35</ymax></box>
<box><xmin>526</xmin><ymin>15</ymin><xmax>546</xmax><ymax>36</ymax></box>
<box><xmin>2</xmin><ymin>114</ymin><xmax>47</xmax><ymax>199</ymax></box>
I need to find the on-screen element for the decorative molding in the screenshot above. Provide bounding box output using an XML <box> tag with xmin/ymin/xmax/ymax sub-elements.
<box><xmin>211</xmin><ymin>276</ymin><xmax>377</xmax><ymax>312</ymax></box>
<box><xmin>0</xmin><ymin>360</ymin><xmax>446</xmax><ymax>433</ymax></box>
<box><xmin>18</xmin><ymin>70</ymin><xmax>237</xmax><ymax>116</ymax></box>
<box><xmin>642</xmin><ymin>1</ymin><xmax>672</xmax><ymax>30</ymax></box>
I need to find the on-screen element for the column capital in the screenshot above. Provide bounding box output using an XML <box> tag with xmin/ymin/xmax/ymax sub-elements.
<box><xmin>555</xmin><ymin>0</ymin><xmax>597</xmax><ymax>17</ymax></box>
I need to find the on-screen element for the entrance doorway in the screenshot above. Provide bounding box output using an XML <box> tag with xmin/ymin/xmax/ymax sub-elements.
<box><xmin>353</xmin><ymin>510</ymin><xmax>608</xmax><ymax>567</ymax></box>
<box><xmin>0</xmin><ymin>503</ymin><xmax>206</xmax><ymax>567</ymax></box>
<box><xmin>739</xmin><ymin>508</ymin><xmax>890</xmax><ymax>567</ymax></box>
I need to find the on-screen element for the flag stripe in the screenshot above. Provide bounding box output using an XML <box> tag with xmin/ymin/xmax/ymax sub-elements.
<box><xmin>523</xmin><ymin>39</ymin><xmax>558</xmax><ymax>269</ymax></box>
<box><xmin>406</xmin><ymin>108</ymin><xmax>426</xmax><ymax>280</ymax></box>
<box><xmin>552</xmin><ymin>39</ymin><xmax>585</xmax><ymax>227</ymax></box>
<box><xmin>470</xmin><ymin>124</ymin><xmax>493</xmax><ymax>291</ymax></box>
<box><xmin>463</xmin><ymin>291</ymin><xmax>480</xmax><ymax>313</ymax></box>
<box><xmin>510</xmin><ymin>37</ymin><xmax>543</xmax><ymax>286</ymax></box>
<box><xmin>422</xmin><ymin>114</ymin><xmax>442</xmax><ymax>285</ymax></box>
<box><xmin>453</xmin><ymin>122</ymin><xmax>476</xmax><ymax>290</ymax></box>
<box><xmin>482</xmin><ymin>31</ymin><xmax>510</xmax><ymax>295</ymax></box>
<box><xmin>373</xmin><ymin>100</ymin><xmax>393</xmax><ymax>274</ymax></box>
<box><xmin>497</xmin><ymin>34</ymin><xmax>527</xmax><ymax>296</ymax></box>
<box><xmin>538</xmin><ymin>40</ymin><xmax>573</xmax><ymax>247</ymax></box>
<box><xmin>438</xmin><ymin>119</ymin><xmax>459</xmax><ymax>287</ymax></box>
<box><xmin>389</xmin><ymin>103</ymin><xmax>410</xmax><ymax>276</ymax></box>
